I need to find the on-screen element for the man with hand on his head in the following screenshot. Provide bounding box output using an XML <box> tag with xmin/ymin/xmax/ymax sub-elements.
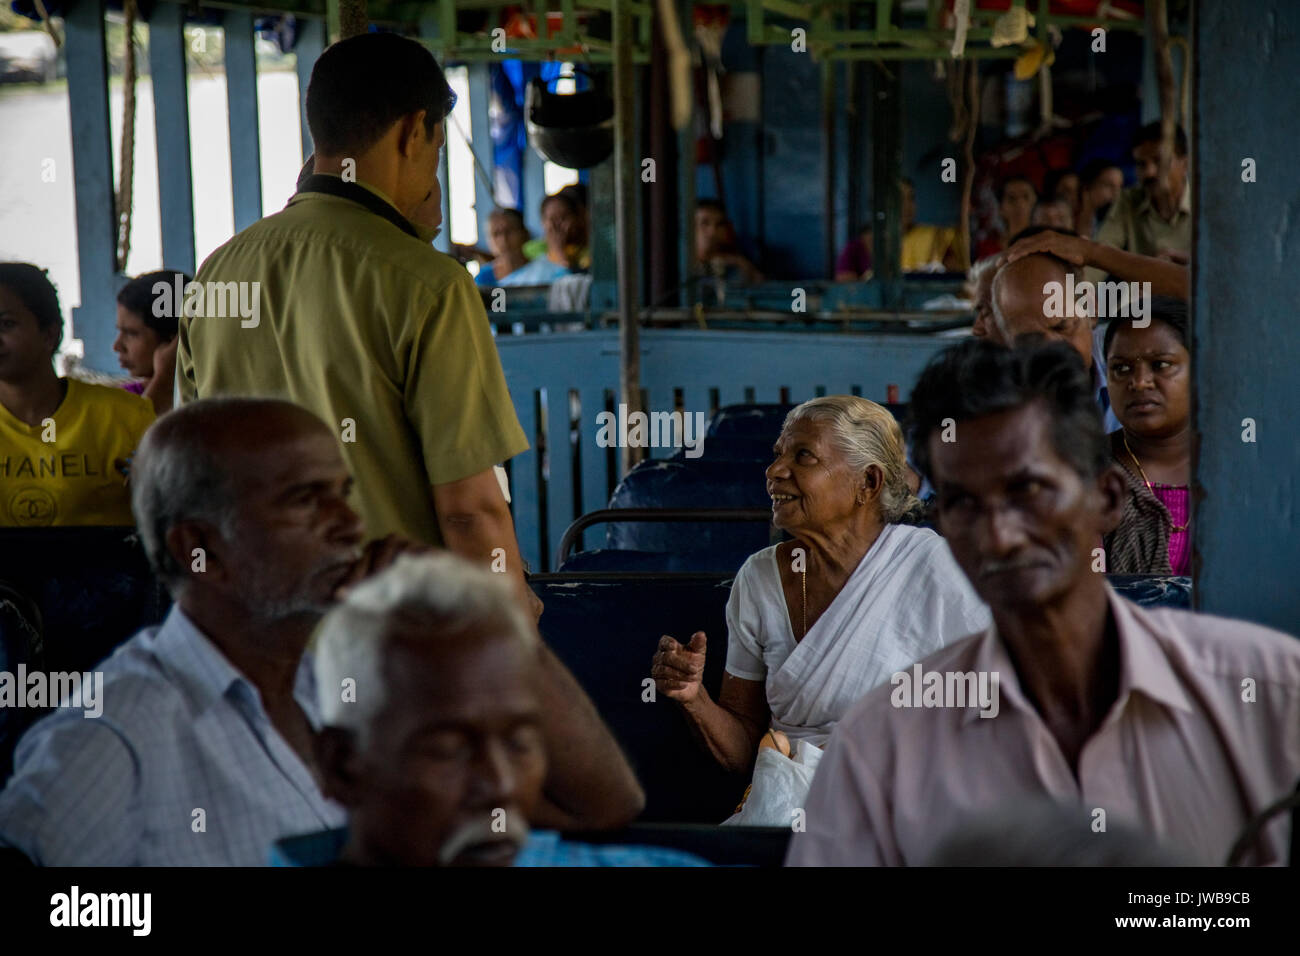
<box><xmin>274</xmin><ymin>552</ymin><xmax>700</xmax><ymax>867</ymax></box>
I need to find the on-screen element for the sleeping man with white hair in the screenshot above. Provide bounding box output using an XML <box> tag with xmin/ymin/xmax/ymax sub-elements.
<box><xmin>273</xmin><ymin>552</ymin><xmax>705</xmax><ymax>867</ymax></box>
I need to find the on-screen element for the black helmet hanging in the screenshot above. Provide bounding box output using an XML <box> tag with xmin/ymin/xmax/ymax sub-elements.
<box><xmin>526</xmin><ymin>70</ymin><xmax>614</xmax><ymax>169</ymax></box>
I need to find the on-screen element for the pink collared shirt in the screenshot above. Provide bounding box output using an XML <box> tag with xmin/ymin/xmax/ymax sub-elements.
<box><xmin>786</xmin><ymin>586</ymin><xmax>1300</xmax><ymax>866</ymax></box>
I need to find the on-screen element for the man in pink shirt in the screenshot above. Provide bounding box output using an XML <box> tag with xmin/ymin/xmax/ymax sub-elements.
<box><xmin>787</xmin><ymin>340</ymin><xmax>1300</xmax><ymax>866</ymax></box>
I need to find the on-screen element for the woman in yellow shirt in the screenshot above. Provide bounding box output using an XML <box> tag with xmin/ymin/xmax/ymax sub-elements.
<box><xmin>0</xmin><ymin>263</ymin><xmax>154</xmax><ymax>527</ymax></box>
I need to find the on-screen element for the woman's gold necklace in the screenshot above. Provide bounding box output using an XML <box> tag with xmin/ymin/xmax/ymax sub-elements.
<box><xmin>1123</xmin><ymin>432</ymin><xmax>1190</xmax><ymax>533</ymax></box>
<box><xmin>801</xmin><ymin>566</ymin><xmax>807</xmax><ymax>639</ymax></box>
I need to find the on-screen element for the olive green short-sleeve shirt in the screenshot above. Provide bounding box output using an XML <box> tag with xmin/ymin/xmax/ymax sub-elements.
<box><xmin>178</xmin><ymin>187</ymin><xmax>528</xmax><ymax>545</ymax></box>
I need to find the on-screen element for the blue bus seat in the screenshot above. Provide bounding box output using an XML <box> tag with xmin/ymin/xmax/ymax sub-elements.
<box><xmin>605</xmin><ymin>459</ymin><xmax>772</xmax><ymax>554</ymax></box>
<box><xmin>532</xmin><ymin>573</ymin><xmax>748</xmax><ymax>823</ymax></box>
<box><xmin>0</xmin><ymin>528</ymin><xmax>169</xmax><ymax>678</ymax></box>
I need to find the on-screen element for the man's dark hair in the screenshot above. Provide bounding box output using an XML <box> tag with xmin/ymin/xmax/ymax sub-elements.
<box><xmin>1133</xmin><ymin>121</ymin><xmax>1188</xmax><ymax>157</ymax></box>
<box><xmin>1079</xmin><ymin>156</ymin><xmax>1122</xmax><ymax>188</ymax></box>
<box><xmin>116</xmin><ymin>270</ymin><xmax>192</xmax><ymax>341</ymax></box>
<box><xmin>996</xmin><ymin>175</ymin><xmax>1038</xmax><ymax>203</ymax></box>
<box><xmin>541</xmin><ymin>191</ymin><xmax>580</xmax><ymax>218</ymax></box>
<box><xmin>907</xmin><ymin>339</ymin><xmax>1109</xmax><ymax>485</ymax></box>
<box><xmin>696</xmin><ymin>198</ymin><xmax>726</xmax><ymax>215</ymax></box>
<box><xmin>1103</xmin><ymin>294</ymin><xmax>1189</xmax><ymax>357</ymax></box>
<box><xmin>306</xmin><ymin>33</ymin><xmax>455</xmax><ymax>156</ymax></box>
<box><xmin>557</xmin><ymin>182</ymin><xmax>588</xmax><ymax>211</ymax></box>
<box><xmin>491</xmin><ymin>207</ymin><xmax>528</xmax><ymax>235</ymax></box>
<box><xmin>0</xmin><ymin>262</ymin><xmax>63</xmax><ymax>353</ymax></box>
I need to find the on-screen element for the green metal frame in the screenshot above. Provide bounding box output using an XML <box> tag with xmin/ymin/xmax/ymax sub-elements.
<box><xmin>413</xmin><ymin>0</ymin><xmax>655</xmax><ymax>63</ymax></box>
<box><xmin>744</xmin><ymin>0</ymin><xmax>1145</xmax><ymax>61</ymax></box>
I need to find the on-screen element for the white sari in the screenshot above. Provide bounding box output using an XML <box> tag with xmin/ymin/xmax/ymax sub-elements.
<box><xmin>721</xmin><ymin>523</ymin><xmax>990</xmax><ymax>826</ymax></box>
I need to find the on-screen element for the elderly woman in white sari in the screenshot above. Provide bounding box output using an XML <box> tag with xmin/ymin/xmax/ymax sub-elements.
<box><xmin>650</xmin><ymin>395</ymin><xmax>990</xmax><ymax>825</ymax></box>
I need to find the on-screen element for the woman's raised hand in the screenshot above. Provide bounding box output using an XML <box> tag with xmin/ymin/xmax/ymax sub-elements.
<box><xmin>651</xmin><ymin>631</ymin><xmax>708</xmax><ymax>704</ymax></box>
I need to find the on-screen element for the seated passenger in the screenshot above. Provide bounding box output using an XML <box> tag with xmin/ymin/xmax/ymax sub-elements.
<box><xmin>788</xmin><ymin>341</ymin><xmax>1300</xmax><ymax>866</ymax></box>
<box><xmin>0</xmin><ymin>262</ymin><xmax>154</xmax><ymax>527</ymax></box>
<box><xmin>1044</xmin><ymin>168</ymin><xmax>1080</xmax><ymax>211</ymax></box>
<box><xmin>694</xmin><ymin>199</ymin><xmax>764</xmax><ymax>285</ymax></box>
<box><xmin>275</xmin><ymin>553</ymin><xmax>704</xmax><ymax>867</ymax></box>
<box><xmin>494</xmin><ymin>193</ymin><xmax>577</xmax><ymax>287</ymax></box>
<box><xmin>965</xmin><ymin>253</ymin><xmax>1003</xmax><ymax>339</ymax></box>
<box><xmin>1030</xmin><ymin>198</ymin><xmax>1074</xmax><ymax>231</ymax></box>
<box><xmin>1102</xmin><ymin>297</ymin><xmax>1191</xmax><ymax>575</ymax></box>
<box><xmin>899</xmin><ymin>178</ymin><xmax>963</xmax><ymax>272</ymax></box>
<box><xmin>1076</xmin><ymin>157</ymin><xmax>1124</xmax><ymax>237</ymax></box>
<box><xmin>115</xmin><ymin>269</ymin><xmax>190</xmax><ymax>414</ymax></box>
<box><xmin>987</xmin><ymin>232</ymin><xmax>1121</xmax><ymax>432</ymax></box>
<box><xmin>650</xmin><ymin>396</ymin><xmax>990</xmax><ymax>825</ymax></box>
<box><xmin>834</xmin><ymin>225</ymin><xmax>873</xmax><ymax>281</ymax></box>
<box><xmin>1095</xmin><ymin>122</ymin><xmax>1191</xmax><ymax>265</ymax></box>
<box><xmin>474</xmin><ymin>209</ymin><xmax>530</xmax><ymax>288</ymax></box>
<box><xmin>972</xmin><ymin>175</ymin><xmax>1037</xmax><ymax>262</ymax></box>
<box><xmin>0</xmin><ymin>398</ymin><xmax>381</xmax><ymax>864</ymax></box>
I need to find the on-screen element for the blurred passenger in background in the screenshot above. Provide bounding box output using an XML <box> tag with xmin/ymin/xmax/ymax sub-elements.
<box><xmin>695</xmin><ymin>198</ymin><xmax>764</xmax><ymax>285</ymax></box>
<box><xmin>474</xmin><ymin>208</ymin><xmax>530</xmax><ymax>287</ymax></box>
<box><xmin>973</xmin><ymin>175</ymin><xmax>1037</xmax><ymax>262</ymax></box>
<box><xmin>115</xmin><ymin>269</ymin><xmax>189</xmax><ymax>414</ymax></box>
<box><xmin>1096</xmin><ymin>123</ymin><xmax>1191</xmax><ymax>264</ymax></box>
<box><xmin>1076</xmin><ymin>158</ymin><xmax>1125</xmax><ymax>238</ymax></box>
<box><xmin>1031</xmin><ymin>198</ymin><xmax>1075</xmax><ymax>231</ymax></box>
<box><xmin>834</xmin><ymin>225</ymin><xmax>873</xmax><ymax>281</ymax></box>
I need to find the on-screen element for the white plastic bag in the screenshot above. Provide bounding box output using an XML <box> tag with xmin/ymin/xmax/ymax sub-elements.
<box><xmin>721</xmin><ymin>738</ymin><xmax>824</xmax><ymax>828</ymax></box>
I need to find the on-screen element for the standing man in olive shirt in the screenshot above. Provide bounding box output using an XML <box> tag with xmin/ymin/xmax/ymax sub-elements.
<box><xmin>179</xmin><ymin>33</ymin><xmax>646</xmax><ymax>830</ymax></box>
<box><xmin>179</xmin><ymin>33</ymin><xmax>536</xmax><ymax>615</ymax></box>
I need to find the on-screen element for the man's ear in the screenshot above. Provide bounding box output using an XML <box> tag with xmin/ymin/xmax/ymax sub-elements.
<box><xmin>315</xmin><ymin>727</ymin><xmax>365</xmax><ymax>808</ymax></box>
<box><xmin>397</xmin><ymin>110</ymin><xmax>432</xmax><ymax>157</ymax></box>
<box><xmin>166</xmin><ymin>519</ymin><xmax>228</xmax><ymax>587</ymax></box>
<box><xmin>1096</xmin><ymin>464</ymin><xmax>1128</xmax><ymax>536</ymax></box>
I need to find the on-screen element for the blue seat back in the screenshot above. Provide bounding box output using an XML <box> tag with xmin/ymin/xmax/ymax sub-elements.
<box><xmin>605</xmin><ymin>459</ymin><xmax>772</xmax><ymax>556</ymax></box>
<box><xmin>532</xmin><ymin>573</ymin><xmax>748</xmax><ymax>823</ymax></box>
<box><xmin>0</xmin><ymin>528</ymin><xmax>168</xmax><ymax>676</ymax></box>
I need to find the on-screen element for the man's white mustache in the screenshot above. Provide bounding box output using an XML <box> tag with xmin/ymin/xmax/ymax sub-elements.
<box><xmin>980</xmin><ymin>558</ymin><xmax>1042</xmax><ymax>577</ymax></box>
<box><xmin>437</xmin><ymin>815</ymin><xmax>530</xmax><ymax>865</ymax></box>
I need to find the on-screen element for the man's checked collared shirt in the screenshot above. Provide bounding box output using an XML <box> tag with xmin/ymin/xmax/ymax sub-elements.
<box><xmin>0</xmin><ymin>605</ymin><xmax>345</xmax><ymax>865</ymax></box>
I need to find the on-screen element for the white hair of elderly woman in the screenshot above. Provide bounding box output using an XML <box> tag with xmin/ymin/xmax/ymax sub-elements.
<box><xmin>314</xmin><ymin>552</ymin><xmax>537</xmax><ymax>739</ymax></box>
<box><xmin>781</xmin><ymin>395</ymin><xmax>924</xmax><ymax>524</ymax></box>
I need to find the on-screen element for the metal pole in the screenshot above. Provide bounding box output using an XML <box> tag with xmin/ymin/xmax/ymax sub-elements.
<box><xmin>613</xmin><ymin>0</ymin><xmax>644</xmax><ymax>472</ymax></box>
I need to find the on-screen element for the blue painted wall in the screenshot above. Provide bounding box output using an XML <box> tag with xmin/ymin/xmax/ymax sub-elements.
<box><xmin>1193</xmin><ymin>0</ymin><xmax>1300</xmax><ymax>633</ymax></box>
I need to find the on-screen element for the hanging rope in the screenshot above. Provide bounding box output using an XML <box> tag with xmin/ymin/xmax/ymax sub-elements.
<box><xmin>114</xmin><ymin>0</ymin><xmax>138</xmax><ymax>273</ymax></box>
<box><xmin>32</xmin><ymin>0</ymin><xmax>62</xmax><ymax>48</ymax></box>
<box><xmin>1150</xmin><ymin>0</ymin><xmax>1177</xmax><ymax>190</ymax></box>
